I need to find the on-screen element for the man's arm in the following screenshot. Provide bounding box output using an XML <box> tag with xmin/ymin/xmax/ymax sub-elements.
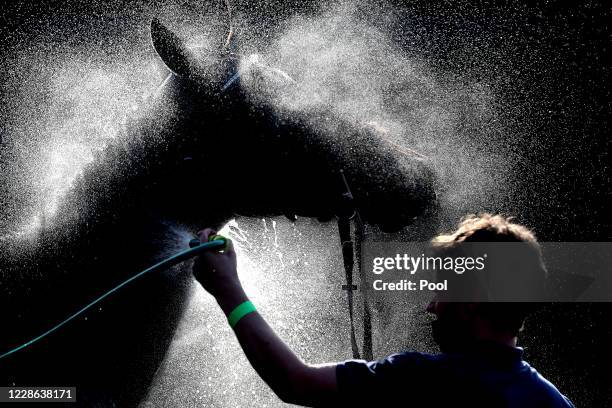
<box><xmin>193</xmin><ymin>228</ymin><xmax>339</xmax><ymax>406</ymax></box>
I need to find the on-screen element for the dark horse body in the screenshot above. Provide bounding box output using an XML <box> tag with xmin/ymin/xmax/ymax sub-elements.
<box><xmin>0</xmin><ymin>20</ymin><xmax>434</xmax><ymax>405</ymax></box>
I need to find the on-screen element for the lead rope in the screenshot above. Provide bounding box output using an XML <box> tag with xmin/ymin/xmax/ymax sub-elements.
<box><xmin>338</xmin><ymin>170</ymin><xmax>373</xmax><ymax>360</ymax></box>
<box><xmin>338</xmin><ymin>215</ymin><xmax>360</xmax><ymax>359</ymax></box>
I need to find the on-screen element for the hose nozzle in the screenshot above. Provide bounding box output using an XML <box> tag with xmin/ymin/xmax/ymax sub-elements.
<box><xmin>189</xmin><ymin>234</ymin><xmax>229</xmax><ymax>250</ymax></box>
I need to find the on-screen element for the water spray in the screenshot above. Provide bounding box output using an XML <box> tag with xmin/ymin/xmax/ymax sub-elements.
<box><xmin>0</xmin><ymin>235</ymin><xmax>230</xmax><ymax>361</ymax></box>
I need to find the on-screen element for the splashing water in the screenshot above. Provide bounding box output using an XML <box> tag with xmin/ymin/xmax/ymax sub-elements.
<box><xmin>270</xmin><ymin>220</ymin><xmax>285</xmax><ymax>267</ymax></box>
<box><xmin>143</xmin><ymin>216</ymin><xmax>363</xmax><ymax>407</ymax></box>
<box><xmin>1</xmin><ymin>56</ymin><xmax>166</xmax><ymax>239</ymax></box>
<box><xmin>238</xmin><ymin>1</ymin><xmax>519</xmax><ymax>225</ymax></box>
<box><xmin>0</xmin><ymin>1</ymin><xmax>551</xmax><ymax>406</ymax></box>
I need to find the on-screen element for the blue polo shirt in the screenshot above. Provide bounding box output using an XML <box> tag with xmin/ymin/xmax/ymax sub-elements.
<box><xmin>336</xmin><ymin>342</ymin><xmax>574</xmax><ymax>407</ymax></box>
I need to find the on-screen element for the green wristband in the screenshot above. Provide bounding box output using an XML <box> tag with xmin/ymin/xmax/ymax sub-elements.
<box><xmin>227</xmin><ymin>300</ymin><xmax>256</xmax><ymax>328</ymax></box>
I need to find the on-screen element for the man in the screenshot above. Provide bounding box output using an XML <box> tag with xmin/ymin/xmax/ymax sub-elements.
<box><xmin>193</xmin><ymin>214</ymin><xmax>575</xmax><ymax>407</ymax></box>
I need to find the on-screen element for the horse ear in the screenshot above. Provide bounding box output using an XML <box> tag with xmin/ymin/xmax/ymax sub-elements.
<box><xmin>150</xmin><ymin>18</ymin><xmax>192</xmax><ymax>78</ymax></box>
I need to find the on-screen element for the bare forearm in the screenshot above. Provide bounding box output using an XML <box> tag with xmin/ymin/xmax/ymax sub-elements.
<box><xmin>216</xmin><ymin>285</ymin><xmax>307</xmax><ymax>401</ymax></box>
<box><xmin>215</xmin><ymin>285</ymin><xmax>337</xmax><ymax>405</ymax></box>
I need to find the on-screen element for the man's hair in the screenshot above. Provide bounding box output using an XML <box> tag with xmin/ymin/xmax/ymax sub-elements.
<box><xmin>432</xmin><ymin>213</ymin><xmax>538</xmax><ymax>245</ymax></box>
<box><xmin>432</xmin><ymin>214</ymin><xmax>543</xmax><ymax>336</ymax></box>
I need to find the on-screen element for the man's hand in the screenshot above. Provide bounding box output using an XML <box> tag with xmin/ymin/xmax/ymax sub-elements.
<box><xmin>193</xmin><ymin>228</ymin><xmax>241</xmax><ymax>300</ymax></box>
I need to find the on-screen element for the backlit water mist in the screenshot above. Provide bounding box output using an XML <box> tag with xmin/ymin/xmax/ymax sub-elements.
<box><xmin>1</xmin><ymin>1</ymin><xmax>517</xmax><ymax>241</ymax></box>
<box><xmin>0</xmin><ymin>3</ymin><xmax>532</xmax><ymax>405</ymax></box>
<box><xmin>1</xmin><ymin>0</ymin><xmax>606</xmax><ymax>406</ymax></box>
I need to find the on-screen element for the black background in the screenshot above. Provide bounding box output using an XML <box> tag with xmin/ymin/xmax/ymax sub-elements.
<box><xmin>1</xmin><ymin>0</ymin><xmax>610</xmax><ymax>406</ymax></box>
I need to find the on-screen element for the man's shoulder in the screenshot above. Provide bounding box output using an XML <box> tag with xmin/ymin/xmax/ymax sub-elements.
<box><xmin>338</xmin><ymin>349</ymin><xmax>478</xmax><ymax>375</ymax></box>
<box><xmin>336</xmin><ymin>350</ymin><xmax>447</xmax><ymax>385</ymax></box>
<box><xmin>335</xmin><ymin>351</ymin><xmax>438</xmax><ymax>394</ymax></box>
<box><xmin>380</xmin><ymin>350</ymin><xmax>443</xmax><ymax>365</ymax></box>
<box><xmin>366</xmin><ymin>350</ymin><xmax>446</xmax><ymax>372</ymax></box>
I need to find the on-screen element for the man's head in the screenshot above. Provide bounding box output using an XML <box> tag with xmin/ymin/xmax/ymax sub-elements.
<box><xmin>426</xmin><ymin>214</ymin><xmax>545</xmax><ymax>352</ymax></box>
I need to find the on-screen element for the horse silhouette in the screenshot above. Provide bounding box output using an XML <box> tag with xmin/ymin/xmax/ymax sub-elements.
<box><xmin>0</xmin><ymin>18</ymin><xmax>435</xmax><ymax>406</ymax></box>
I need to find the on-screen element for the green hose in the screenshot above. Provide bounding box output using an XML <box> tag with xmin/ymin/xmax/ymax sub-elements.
<box><xmin>0</xmin><ymin>236</ymin><xmax>228</xmax><ymax>361</ymax></box>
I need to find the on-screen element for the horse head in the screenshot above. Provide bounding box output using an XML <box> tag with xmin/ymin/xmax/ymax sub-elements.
<box><xmin>0</xmin><ymin>18</ymin><xmax>436</xmax><ymax>405</ymax></box>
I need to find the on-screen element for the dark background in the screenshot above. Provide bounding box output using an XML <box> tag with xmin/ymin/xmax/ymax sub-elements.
<box><xmin>1</xmin><ymin>0</ymin><xmax>610</xmax><ymax>406</ymax></box>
